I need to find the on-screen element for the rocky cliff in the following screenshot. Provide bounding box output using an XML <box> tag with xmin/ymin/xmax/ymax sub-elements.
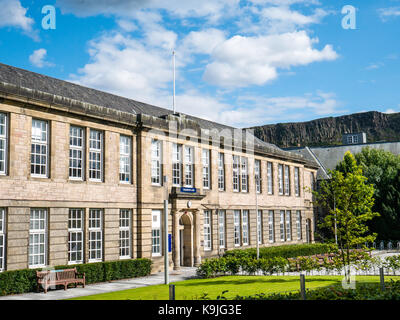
<box><xmin>248</xmin><ymin>111</ymin><xmax>400</xmax><ymax>148</ymax></box>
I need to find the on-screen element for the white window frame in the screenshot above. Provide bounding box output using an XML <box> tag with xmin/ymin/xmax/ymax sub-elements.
<box><xmin>89</xmin><ymin>129</ymin><xmax>103</xmax><ymax>182</ymax></box>
<box><xmin>232</xmin><ymin>155</ymin><xmax>240</xmax><ymax>192</ymax></box>
<box><xmin>242</xmin><ymin>210</ymin><xmax>249</xmax><ymax>246</ymax></box>
<box><xmin>0</xmin><ymin>208</ymin><xmax>5</xmax><ymax>271</ymax></box>
<box><xmin>297</xmin><ymin>210</ymin><xmax>302</xmax><ymax>240</ymax></box>
<box><xmin>347</xmin><ymin>135</ymin><xmax>353</xmax><ymax>144</ymax></box>
<box><xmin>257</xmin><ymin>210</ymin><xmax>263</xmax><ymax>245</ymax></box>
<box><xmin>204</xmin><ymin>210</ymin><xmax>212</xmax><ymax>251</ymax></box>
<box><xmin>29</xmin><ymin>209</ymin><xmax>47</xmax><ymax>268</ymax></box>
<box><xmin>278</xmin><ymin>164</ymin><xmax>283</xmax><ymax>195</ymax></box>
<box><xmin>68</xmin><ymin>209</ymin><xmax>84</xmax><ymax>264</ymax></box>
<box><xmin>284</xmin><ymin>165</ymin><xmax>290</xmax><ymax>196</ymax></box>
<box><xmin>218</xmin><ymin>153</ymin><xmax>225</xmax><ymax>191</ymax></box>
<box><xmin>267</xmin><ymin>162</ymin><xmax>273</xmax><ymax>195</ymax></box>
<box><xmin>152</xmin><ymin>210</ymin><xmax>162</xmax><ymax>257</ymax></box>
<box><xmin>119</xmin><ymin>209</ymin><xmax>132</xmax><ymax>259</ymax></box>
<box><xmin>88</xmin><ymin>209</ymin><xmax>103</xmax><ymax>262</ymax></box>
<box><xmin>202</xmin><ymin>149</ymin><xmax>210</xmax><ymax>190</ymax></box>
<box><xmin>255</xmin><ymin>160</ymin><xmax>261</xmax><ymax>194</ymax></box>
<box><xmin>353</xmin><ymin>135</ymin><xmax>359</xmax><ymax>144</ymax></box>
<box><xmin>31</xmin><ymin>119</ymin><xmax>49</xmax><ymax>178</ymax></box>
<box><xmin>286</xmin><ymin>210</ymin><xmax>292</xmax><ymax>241</ymax></box>
<box><xmin>119</xmin><ymin>135</ymin><xmax>132</xmax><ymax>184</ymax></box>
<box><xmin>241</xmin><ymin>157</ymin><xmax>248</xmax><ymax>192</ymax></box>
<box><xmin>151</xmin><ymin>140</ymin><xmax>162</xmax><ymax>186</ymax></box>
<box><xmin>294</xmin><ymin>167</ymin><xmax>300</xmax><ymax>197</ymax></box>
<box><xmin>69</xmin><ymin>126</ymin><xmax>85</xmax><ymax>181</ymax></box>
<box><xmin>0</xmin><ymin>113</ymin><xmax>8</xmax><ymax>176</ymax></box>
<box><xmin>234</xmin><ymin>210</ymin><xmax>241</xmax><ymax>246</ymax></box>
<box><xmin>268</xmin><ymin>210</ymin><xmax>275</xmax><ymax>243</ymax></box>
<box><xmin>184</xmin><ymin>146</ymin><xmax>194</xmax><ymax>188</ymax></box>
<box><xmin>172</xmin><ymin>143</ymin><xmax>182</xmax><ymax>187</ymax></box>
<box><xmin>280</xmin><ymin>210</ymin><xmax>285</xmax><ymax>242</ymax></box>
<box><xmin>218</xmin><ymin>210</ymin><xmax>225</xmax><ymax>248</ymax></box>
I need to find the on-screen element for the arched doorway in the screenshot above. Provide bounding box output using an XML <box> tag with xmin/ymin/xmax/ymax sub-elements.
<box><xmin>179</xmin><ymin>212</ymin><xmax>193</xmax><ymax>267</ymax></box>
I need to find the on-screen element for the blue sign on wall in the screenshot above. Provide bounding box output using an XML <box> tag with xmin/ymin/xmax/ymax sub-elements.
<box><xmin>168</xmin><ymin>234</ymin><xmax>172</xmax><ymax>253</ymax></box>
<box><xmin>180</xmin><ymin>187</ymin><xmax>197</xmax><ymax>193</ymax></box>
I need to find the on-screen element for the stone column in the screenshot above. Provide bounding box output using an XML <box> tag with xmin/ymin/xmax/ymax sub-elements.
<box><xmin>173</xmin><ymin>210</ymin><xmax>181</xmax><ymax>270</ymax></box>
<box><xmin>193</xmin><ymin>210</ymin><xmax>201</xmax><ymax>266</ymax></box>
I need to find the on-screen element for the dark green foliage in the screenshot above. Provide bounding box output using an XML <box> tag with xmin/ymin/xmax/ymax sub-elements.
<box><xmin>354</xmin><ymin>147</ymin><xmax>400</xmax><ymax>240</ymax></box>
<box><xmin>0</xmin><ymin>258</ymin><xmax>152</xmax><ymax>296</ymax></box>
<box><xmin>223</xmin><ymin>243</ymin><xmax>335</xmax><ymax>260</ymax></box>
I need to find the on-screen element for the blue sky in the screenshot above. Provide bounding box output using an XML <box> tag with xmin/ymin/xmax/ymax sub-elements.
<box><xmin>1</xmin><ymin>0</ymin><xmax>400</xmax><ymax>128</ymax></box>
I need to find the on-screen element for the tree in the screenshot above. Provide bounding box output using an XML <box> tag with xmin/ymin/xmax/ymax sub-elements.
<box><xmin>314</xmin><ymin>152</ymin><xmax>379</xmax><ymax>282</ymax></box>
<box><xmin>353</xmin><ymin>147</ymin><xmax>400</xmax><ymax>240</ymax></box>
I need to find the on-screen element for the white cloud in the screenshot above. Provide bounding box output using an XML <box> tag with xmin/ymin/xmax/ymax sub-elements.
<box><xmin>116</xmin><ymin>19</ymin><xmax>138</xmax><ymax>32</ymax></box>
<box><xmin>0</xmin><ymin>0</ymin><xmax>35</xmax><ymax>33</ymax></box>
<box><xmin>56</xmin><ymin>0</ymin><xmax>239</xmax><ymax>22</ymax></box>
<box><xmin>384</xmin><ymin>107</ymin><xmax>399</xmax><ymax>114</ymax></box>
<box><xmin>203</xmin><ymin>31</ymin><xmax>338</xmax><ymax>88</ymax></box>
<box><xmin>29</xmin><ymin>49</ymin><xmax>54</xmax><ymax>68</ymax></box>
<box><xmin>378</xmin><ymin>7</ymin><xmax>400</xmax><ymax>21</ymax></box>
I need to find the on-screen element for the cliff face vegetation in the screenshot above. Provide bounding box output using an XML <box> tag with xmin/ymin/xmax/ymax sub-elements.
<box><xmin>248</xmin><ymin>111</ymin><xmax>400</xmax><ymax>148</ymax></box>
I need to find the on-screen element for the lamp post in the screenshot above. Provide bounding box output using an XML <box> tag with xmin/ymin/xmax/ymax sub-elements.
<box><xmin>164</xmin><ymin>176</ymin><xmax>169</xmax><ymax>284</ymax></box>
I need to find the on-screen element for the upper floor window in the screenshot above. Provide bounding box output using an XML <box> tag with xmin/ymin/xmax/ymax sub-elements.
<box><xmin>89</xmin><ymin>129</ymin><xmax>103</xmax><ymax>182</ymax></box>
<box><xmin>202</xmin><ymin>149</ymin><xmax>210</xmax><ymax>189</ymax></box>
<box><xmin>241</xmin><ymin>157</ymin><xmax>248</xmax><ymax>192</ymax></box>
<box><xmin>0</xmin><ymin>113</ymin><xmax>8</xmax><ymax>175</ymax></box>
<box><xmin>69</xmin><ymin>126</ymin><xmax>84</xmax><ymax>180</ymax></box>
<box><xmin>185</xmin><ymin>146</ymin><xmax>194</xmax><ymax>187</ymax></box>
<box><xmin>255</xmin><ymin>160</ymin><xmax>261</xmax><ymax>193</ymax></box>
<box><xmin>119</xmin><ymin>135</ymin><xmax>132</xmax><ymax>183</ymax></box>
<box><xmin>284</xmin><ymin>165</ymin><xmax>290</xmax><ymax>196</ymax></box>
<box><xmin>310</xmin><ymin>172</ymin><xmax>315</xmax><ymax>191</ymax></box>
<box><xmin>151</xmin><ymin>140</ymin><xmax>162</xmax><ymax>185</ymax></box>
<box><xmin>232</xmin><ymin>155</ymin><xmax>240</xmax><ymax>192</ymax></box>
<box><xmin>204</xmin><ymin>210</ymin><xmax>212</xmax><ymax>251</ymax></box>
<box><xmin>278</xmin><ymin>164</ymin><xmax>284</xmax><ymax>195</ymax></box>
<box><xmin>294</xmin><ymin>167</ymin><xmax>300</xmax><ymax>197</ymax></box>
<box><xmin>31</xmin><ymin>119</ymin><xmax>49</xmax><ymax>178</ymax></box>
<box><xmin>172</xmin><ymin>143</ymin><xmax>182</xmax><ymax>187</ymax></box>
<box><xmin>267</xmin><ymin>162</ymin><xmax>273</xmax><ymax>195</ymax></box>
<box><xmin>218</xmin><ymin>153</ymin><xmax>225</xmax><ymax>191</ymax></box>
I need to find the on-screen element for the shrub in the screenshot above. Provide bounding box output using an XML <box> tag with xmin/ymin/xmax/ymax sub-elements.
<box><xmin>0</xmin><ymin>258</ymin><xmax>152</xmax><ymax>296</ymax></box>
<box><xmin>224</xmin><ymin>243</ymin><xmax>336</xmax><ymax>260</ymax></box>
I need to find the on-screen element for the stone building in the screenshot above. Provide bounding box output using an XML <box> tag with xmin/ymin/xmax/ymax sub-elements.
<box><xmin>0</xmin><ymin>63</ymin><xmax>318</xmax><ymax>273</ymax></box>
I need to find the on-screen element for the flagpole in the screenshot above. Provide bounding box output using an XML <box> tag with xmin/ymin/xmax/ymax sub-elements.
<box><xmin>172</xmin><ymin>50</ymin><xmax>176</xmax><ymax>114</ymax></box>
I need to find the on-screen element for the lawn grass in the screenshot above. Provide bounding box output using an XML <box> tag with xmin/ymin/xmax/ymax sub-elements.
<box><xmin>68</xmin><ymin>275</ymin><xmax>400</xmax><ymax>300</ymax></box>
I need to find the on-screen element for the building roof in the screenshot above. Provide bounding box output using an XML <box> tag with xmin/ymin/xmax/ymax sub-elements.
<box><xmin>0</xmin><ymin>62</ymin><xmax>317</xmax><ymax>167</ymax></box>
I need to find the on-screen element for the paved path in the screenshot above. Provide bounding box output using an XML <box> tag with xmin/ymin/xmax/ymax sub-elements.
<box><xmin>0</xmin><ymin>267</ymin><xmax>198</xmax><ymax>300</ymax></box>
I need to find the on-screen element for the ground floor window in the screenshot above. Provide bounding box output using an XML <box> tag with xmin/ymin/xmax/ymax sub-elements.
<box><xmin>280</xmin><ymin>210</ymin><xmax>285</xmax><ymax>242</ymax></box>
<box><xmin>268</xmin><ymin>210</ymin><xmax>275</xmax><ymax>243</ymax></box>
<box><xmin>257</xmin><ymin>210</ymin><xmax>263</xmax><ymax>245</ymax></box>
<box><xmin>88</xmin><ymin>209</ymin><xmax>103</xmax><ymax>262</ymax></box>
<box><xmin>296</xmin><ymin>210</ymin><xmax>302</xmax><ymax>240</ymax></box>
<box><xmin>29</xmin><ymin>208</ymin><xmax>47</xmax><ymax>268</ymax></box>
<box><xmin>152</xmin><ymin>210</ymin><xmax>162</xmax><ymax>256</ymax></box>
<box><xmin>68</xmin><ymin>209</ymin><xmax>84</xmax><ymax>264</ymax></box>
<box><xmin>234</xmin><ymin>210</ymin><xmax>241</xmax><ymax>246</ymax></box>
<box><xmin>0</xmin><ymin>208</ymin><xmax>5</xmax><ymax>271</ymax></box>
<box><xmin>242</xmin><ymin>210</ymin><xmax>249</xmax><ymax>245</ymax></box>
<box><xmin>204</xmin><ymin>210</ymin><xmax>212</xmax><ymax>251</ymax></box>
<box><xmin>120</xmin><ymin>209</ymin><xmax>132</xmax><ymax>259</ymax></box>
<box><xmin>218</xmin><ymin>210</ymin><xmax>225</xmax><ymax>248</ymax></box>
<box><xmin>286</xmin><ymin>211</ymin><xmax>292</xmax><ymax>241</ymax></box>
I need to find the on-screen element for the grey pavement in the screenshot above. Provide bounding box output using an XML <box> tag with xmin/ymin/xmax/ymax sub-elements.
<box><xmin>0</xmin><ymin>267</ymin><xmax>198</xmax><ymax>300</ymax></box>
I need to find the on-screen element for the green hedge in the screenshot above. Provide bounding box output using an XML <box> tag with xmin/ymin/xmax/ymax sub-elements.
<box><xmin>0</xmin><ymin>258</ymin><xmax>152</xmax><ymax>296</ymax></box>
<box><xmin>223</xmin><ymin>243</ymin><xmax>337</xmax><ymax>260</ymax></box>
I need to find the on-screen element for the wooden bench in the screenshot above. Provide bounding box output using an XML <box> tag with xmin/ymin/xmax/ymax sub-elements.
<box><xmin>36</xmin><ymin>268</ymin><xmax>85</xmax><ymax>293</ymax></box>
